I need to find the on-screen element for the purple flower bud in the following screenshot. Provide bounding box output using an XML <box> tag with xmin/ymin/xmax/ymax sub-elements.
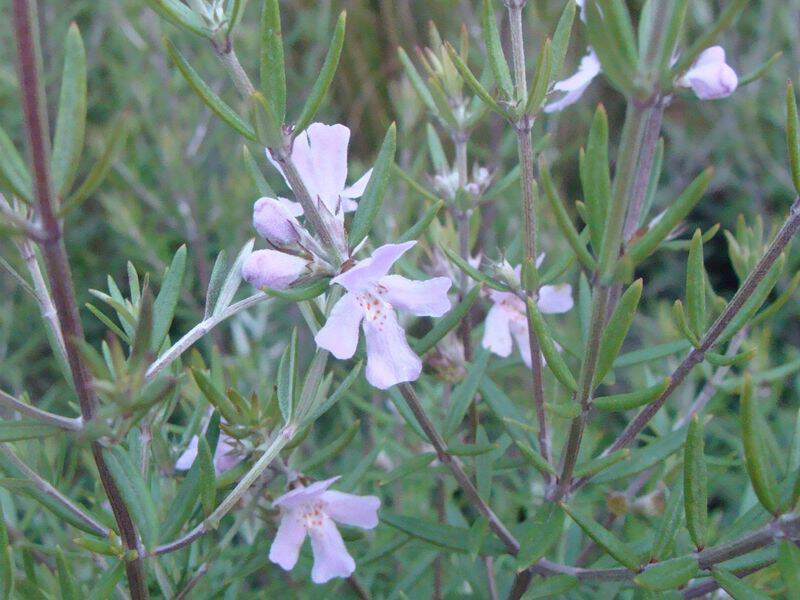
<box><xmin>253</xmin><ymin>197</ymin><xmax>303</xmax><ymax>245</ymax></box>
<box><xmin>242</xmin><ymin>249</ymin><xmax>308</xmax><ymax>290</ymax></box>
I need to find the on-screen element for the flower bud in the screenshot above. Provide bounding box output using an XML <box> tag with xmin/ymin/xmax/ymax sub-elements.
<box><xmin>242</xmin><ymin>249</ymin><xmax>308</xmax><ymax>290</ymax></box>
<box><xmin>253</xmin><ymin>197</ymin><xmax>303</xmax><ymax>246</ymax></box>
<box><xmin>679</xmin><ymin>46</ymin><xmax>738</xmax><ymax>101</ymax></box>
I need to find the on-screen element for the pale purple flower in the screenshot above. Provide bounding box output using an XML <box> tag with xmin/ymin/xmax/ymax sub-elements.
<box><xmin>575</xmin><ymin>0</ymin><xmax>586</xmax><ymax>22</ymax></box>
<box><xmin>315</xmin><ymin>241</ymin><xmax>452</xmax><ymax>389</ymax></box>
<box><xmin>268</xmin><ymin>476</ymin><xmax>380</xmax><ymax>584</ymax></box>
<box><xmin>481</xmin><ymin>266</ymin><xmax>573</xmax><ymax>367</ymax></box>
<box><xmin>267</xmin><ymin>123</ymin><xmax>372</xmax><ymax>215</ymax></box>
<box><xmin>175</xmin><ymin>428</ymin><xmax>242</xmax><ymax>475</ymax></box>
<box><xmin>253</xmin><ymin>197</ymin><xmax>304</xmax><ymax>246</ymax></box>
<box><xmin>677</xmin><ymin>46</ymin><xmax>738</xmax><ymax>100</ymax></box>
<box><xmin>544</xmin><ymin>48</ymin><xmax>601</xmax><ymax>113</ymax></box>
<box><xmin>242</xmin><ymin>249</ymin><xmax>308</xmax><ymax>290</ymax></box>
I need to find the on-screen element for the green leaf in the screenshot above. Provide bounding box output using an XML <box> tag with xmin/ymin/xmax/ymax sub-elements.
<box><xmin>515</xmin><ymin>441</ymin><xmax>556</xmax><ymax>476</ymax></box>
<box><xmin>711</xmin><ymin>567</ymin><xmax>771</xmax><ymax>600</ymax></box>
<box><xmin>196</xmin><ymin>435</ymin><xmax>216</xmax><ymax>517</ymax></box>
<box><xmin>242</xmin><ymin>145</ymin><xmax>275</xmax><ymax>197</ymax></box>
<box><xmin>600</xmin><ymin>0</ymin><xmax>639</xmax><ymax>67</ymax></box>
<box><xmin>294</xmin><ymin>11</ymin><xmax>347</xmax><ymax>134</ymax></box>
<box><xmin>129</xmin><ymin>288</ymin><xmax>153</xmax><ymax>367</ymax></box>
<box><xmin>213</xmin><ymin>239</ymin><xmax>254</xmax><ymax>316</ymax></box>
<box><xmin>594</xmin><ymin>279</ymin><xmax>643</xmax><ymax>385</ymax></box>
<box><xmin>260</xmin><ymin>0</ymin><xmax>286</xmax><ymax>124</ymax></box>
<box><xmin>349</xmin><ymin>123</ymin><xmax>397</xmax><ymax>246</ymax></box>
<box><xmin>583</xmin><ymin>105</ymin><xmax>611</xmax><ymax>254</ymax></box>
<box><xmin>686</xmin><ymin>229</ymin><xmax>707</xmax><ymax>337</ymax></box>
<box><xmin>521</xmin><ymin>575</ymin><xmax>579</xmax><ymax>599</ymax></box>
<box><xmin>204</xmin><ymin>250</ymin><xmax>228</xmax><ymax>319</ymax></box>
<box><xmin>750</xmin><ymin>270</ymin><xmax>800</xmax><ymax>327</ymax></box>
<box><xmin>594</xmin><ymin>378</ymin><xmax>670</xmax><ymax>411</ymax></box>
<box><xmin>86</xmin><ymin>562</ymin><xmax>124</xmax><ymax>600</ymax></box>
<box><xmin>444</xmin><ymin>350</ymin><xmax>490</xmax><ymax>437</ymax></box>
<box><xmin>51</xmin><ymin>24</ymin><xmax>87</xmax><ymax>197</ymax></box>
<box><xmin>526</xmin><ymin>38</ymin><xmax>552</xmax><ymax>116</ymax></box>
<box><xmin>381</xmin><ymin>512</ymin><xmax>503</xmax><ymax>555</ymax></box>
<box><xmin>303</xmin><ymin>361</ymin><xmax>363</xmax><ymax>424</ymax></box>
<box><xmin>104</xmin><ymin>447</ymin><xmax>158</xmax><ymax>549</ymax></box>
<box><xmin>526</xmin><ymin>297</ymin><xmax>578</xmax><ymax>391</ymax></box>
<box><xmin>778</xmin><ymin>540</ymin><xmax>800</xmax><ymax>595</ymax></box>
<box><xmin>614</xmin><ymin>339</ymin><xmax>691</xmax><ymax>368</ymax></box>
<box><xmin>60</xmin><ymin>114</ymin><xmax>128</xmax><ymax>216</ymax></box>
<box><xmin>515</xmin><ymin>503</ymin><xmax>564</xmax><ymax>569</ymax></box>
<box><xmin>0</xmin><ymin>125</ymin><xmax>32</xmax><ymax>202</ymax></box>
<box><xmin>539</xmin><ymin>156</ymin><xmax>595</xmax><ymax>270</ymax></box>
<box><xmin>249</xmin><ymin>91</ymin><xmax>283</xmax><ymax>148</ymax></box>
<box><xmin>192</xmin><ymin>369</ymin><xmax>239</xmax><ymax>424</ymax></box>
<box><xmin>684</xmin><ymin>415</ymin><xmax>708</xmax><ymax>549</ymax></box>
<box><xmin>651</xmin><ymin>486</ymin><xmax>684</xmax><ymax>560</ymax></box>
<box><xmin>0</xmin><ymin>420</ymin><xmax>59</xmax><ymax>442</ymax></box>
<box><xmin>397</xmin><ymin>47</ymin><xmax>438</xmax><ymax>115</ymax></box>
<box><xmin>481</xmin><ymin>0</ymin><xmax>513</xmax><ymax>99</ymax></box>
<box><xmin>439</xmin><ymin>243</ymin><xmax>509</xmax><ymax>291</ymax></box>
<box><xmin>672</xmin><ymin>299</ymin><xmax>700</xmax><ymax>347</ymax></box>
<box><xmin>560</xmin><ymin>502</ymin><xmax>641</xmax><ymax>569</ymax></box>
<box><xmin>550</xmin><ymin>0</ymin><xmax>577</xmax><ymax>81</ymax></box>
<box><xmin>595</xmin><ymin>426</ymin><xmax>687</xmax><ymax>483</ymax></box>
<box><xmin>262</xmin><ymin>278</ymin><xmax>330</xmax><ymax>302</ymax></box>
<box><xmin>151</xmin><ymin>245</ymin><xmax>186</xmax><ymax>352</ymax></box>
<box><xmin>143</xmin><ymin>0</ymin><xmax>210</xmax><ymax>37</ymax></box>
<box><xmin>627</xmin><ymin>168</ymin><xmax>713</xmax><ymax>264</ymax></box>
<box><xmin>277</xmin><ymin>329</ymin><xmax>298</xmax><ymax>424</ymax></box>
<box><xmin>740</xmin><ymin>374</ymin><xmax>780</xmax><ymax>515</ymax></box>
<box><xmin>397</xmin><ymin>199</ymin><xmax>444</xmax><ymax>244</ymax></box>
<box><xmin>56</xmin><ymin>547</ymin><xmax>78</xmax><ymax>600</ymax></box>
<box><xmin>573</xmin><ymin>449</ymin><xmax>630</xmax><ymax>478</ymax></box>
<box><xmin>786</xmin><ymin>81</ymin><xmax>800</xmax><ymax>193</ymax></box>
<box><xmin>445</xmin><ymin>43</ymin><xmax>511</xmax><ymax>119</ymax></box>
<box><xmin>0</xmin><ymin>506</ymin><xmax>12</xmax><ymax>600</ymax></box>
<box><xmin>585</xmin><ymin>1</ymin><xmax>634</xmax><ymax>94</ymax></box>
<box><xmin>634</xmin><ymin>556</ymin><xmax>698</xmax><ymax>592</ymax></box>
<box><xmin>164</xmin><ymin>37</ymin><xmax>256</xmax><ymax>141</ymax></box>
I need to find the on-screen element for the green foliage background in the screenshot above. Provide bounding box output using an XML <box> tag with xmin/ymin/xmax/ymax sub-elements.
<box><xmin>2</xmin><ymin>0</ymin><xmax>800</xmax><ymax>597</ymax></box>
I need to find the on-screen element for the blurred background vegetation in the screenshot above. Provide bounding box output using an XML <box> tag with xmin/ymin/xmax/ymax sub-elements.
<box><xmin>2</xmin><ymin>0</ymin><xmax>800</xmax><ymax>596</ymax></box>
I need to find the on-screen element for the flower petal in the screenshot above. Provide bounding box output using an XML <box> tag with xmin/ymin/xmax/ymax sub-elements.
<box><xmin>678</xmin><ymin>46</ymin><xmax>738</xmax><ymax>100</ymax></box>
<box><xmin>341</xmin><ymin>168</ymin><xmax>373</xmax><ymax>199</ymax></box>
<box><xmin>379</xmin><ymin>275</ymin><xmax>452</xmax><ymax>317</ymax></box>
<box><xmin>363</xmin><ymin>310</ymin><xmax>422</xmax><ymax>389</ymax></box>
<box><xmin>274</xmin><ymin>476</ymin><xmax>342</xmax><ymax>508</ymax></box>
<box><xmin>242</xmin><ymin>250</ymin><xmax>308</xmax><ymax>290</ymax></box>
<box><xmin>511</xmin><ymin>322</ymin><xmax>533</xmax><ymax>368</ymax></box>
<box><xmin>309</xmin><ymin>516</ymin><xmax>356</xmax><ymax>583</ymax></box>
<box><xmin>291</xmin><ymin>123</ymin><xmax>350</xmax><ymax>211</ymax></box>
<box><xmin>269</xmin><ymin>511</ymin><xmax>307</xmax><ymax>571</ymax></box>
<box><xmin>321</xmin><ymin>490</ymin><xmax>381</xmax><ymax>529</ymax></box>
<box><xmin>538</xmin><ymin>284</ymin><xmax>574</xmax><ymax>314</ymax></box>
<box><xmin>315</xmin><ymin>293</ymin><xmax>364</xmax><ymax>359</ymax></box>
<box><xmin>174</xmin><ymin>435</ymin><xmax>199</xmax><ymax>470</ymax></box>
<box><xmin>481</xmin><ymin>304</ymin><xmax>514</xmax><ymax>358</ymax></box>
<box><xmin>253</xmin><ymin>197</ymin><xmax>302</xmax><ymax>245</ymax></box>
<box><xmin>332</xmin><ymin>241</ymin><xmax>417</xmax><ymax>291</ymax></box>
<box><xmin>544</xmin><ymin>48</ymin><xmax>601</xmax><ymax>113</ymax></box>
<box><xmin>213</xmin><ymin>432</ymin><xmax>242</xmax><ymax>475</ymax></box>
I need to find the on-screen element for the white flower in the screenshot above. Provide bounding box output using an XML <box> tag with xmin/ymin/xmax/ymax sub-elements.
<box><xmin>544</xmin><ymin>48</ymin><xmax>601</xmax><ymax>113</ymax></box>
<box><xmin>677</xmin><ymin>46</ymin><xmax>738</xmax><ymax>100</ymax></box>
<box><xmin>241</xmin><ymin>249</ymin><xmax>308</xmax><ymax>290</ymax></box>
<box><xmin>315</xmin><ymin>241</ymin><xmax>452</xmax><ymax>389</ymax></box>
<box><xmin>268</xmin><ymin>476</ymin><xmax>380</xmax><ymax>584</ymax></box>
<box><xmin>481</xmin><ymin>266</ymin><xmax>573</xmax><ymax>367</ymax></box>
